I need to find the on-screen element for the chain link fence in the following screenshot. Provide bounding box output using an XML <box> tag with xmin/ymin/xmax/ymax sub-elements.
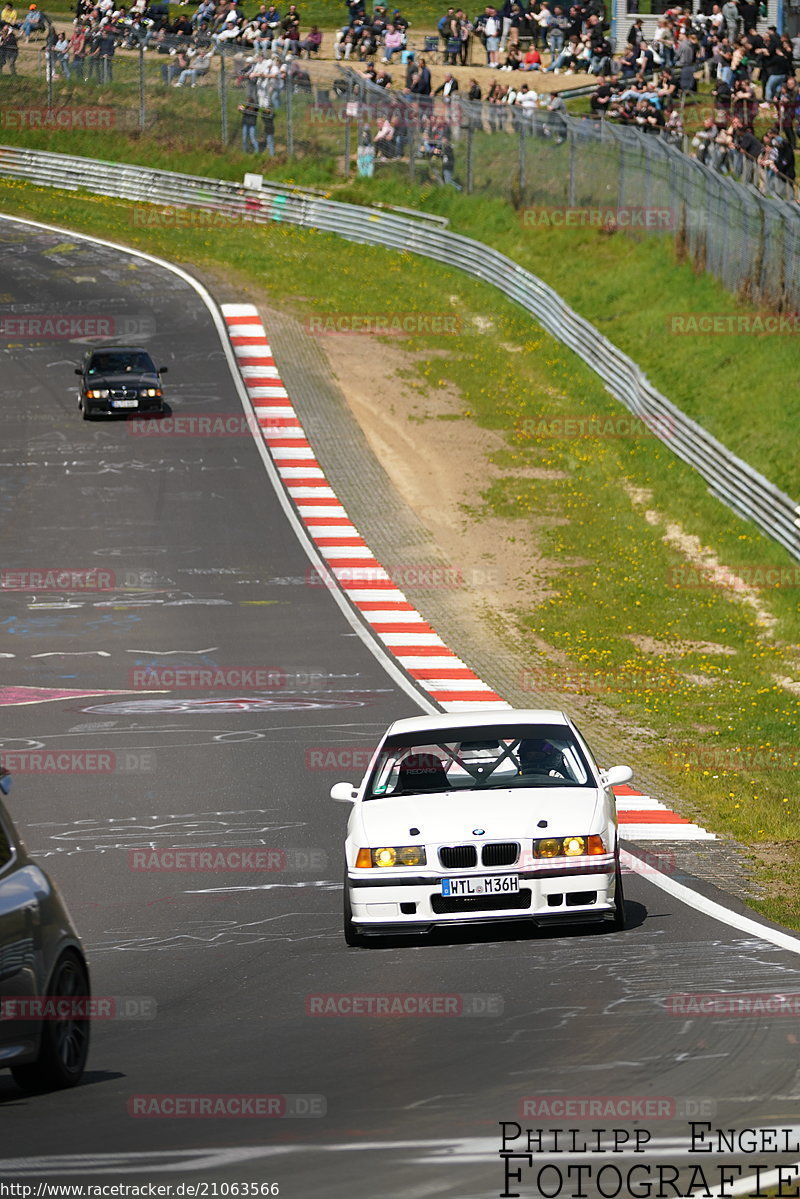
<box><xmin>4</xmin><ymin>40</ymin><xmax>800</xmax><ymax>309</ymax></box>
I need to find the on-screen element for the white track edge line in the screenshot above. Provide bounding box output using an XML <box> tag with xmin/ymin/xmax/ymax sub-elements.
<box><xmin>620</xmin><ymin>848</ymin><xmax>800</xmax><ymax>954</ymax></box>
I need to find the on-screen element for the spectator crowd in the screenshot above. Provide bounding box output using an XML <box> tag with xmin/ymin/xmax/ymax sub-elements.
<box><xmin>0</xmin><ymin>0</ymin><xmax>796</xmax><ymax>195</ymax></box>
<box><xmin>586</xmin><ymin>5</ymin><xmax>798</xmax><ymax>195</ymax></box>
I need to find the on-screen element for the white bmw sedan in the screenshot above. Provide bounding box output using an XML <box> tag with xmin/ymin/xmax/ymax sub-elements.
<box><xmin>332</xmin><ymin>710</ymin><xmax>633</xmax><ymax>945</ymax></box>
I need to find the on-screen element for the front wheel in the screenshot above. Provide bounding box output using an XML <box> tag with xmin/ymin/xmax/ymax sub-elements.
<box><xmin>11</xmin><ymin>952</ymin><xmax>91</xmax><ymax>1092</ymax></box>
<box><xmin>343</xmin><ymin>876</ymin><xmax>366</xmax><ymax>948</ymax></box>
<box><xmin>79</xmin><ymin>400</ymin><xmax>93</xmax><ymax>421</ymax></box>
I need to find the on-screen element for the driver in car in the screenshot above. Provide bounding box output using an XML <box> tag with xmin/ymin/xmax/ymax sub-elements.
<box><xmin>517</xmin><ymin>738</ymin><xmax>568</xmax><ymax>779</ymax></box>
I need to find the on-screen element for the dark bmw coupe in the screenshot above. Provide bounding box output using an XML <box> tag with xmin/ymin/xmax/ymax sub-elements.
<box><xmin>75</xmin><ymin>346</ymin><xmax>168</xmax><ymax>420</ymax></box>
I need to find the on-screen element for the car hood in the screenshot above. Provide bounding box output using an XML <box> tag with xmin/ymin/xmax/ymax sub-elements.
<box><xmin>86</xmin><ymin>371</ymin><xmax>159</xmax><ymax>388</ymax></box>
<box><xmin>358</xmin><ymin>787</ymin><xmax>605</xmax><ymax>844</ymax></box>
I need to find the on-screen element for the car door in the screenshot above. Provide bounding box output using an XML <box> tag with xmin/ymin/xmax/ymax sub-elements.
<box><xmin>0</xmin><ymin>804</ymin><xmax>41</xmax><ymax>1061</ymax></box>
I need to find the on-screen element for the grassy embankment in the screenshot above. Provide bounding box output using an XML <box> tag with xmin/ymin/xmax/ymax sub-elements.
<box><xmin>1</xmin><ymin>146</ymin><xmax>800</xmax><ymax>926</ymax></box>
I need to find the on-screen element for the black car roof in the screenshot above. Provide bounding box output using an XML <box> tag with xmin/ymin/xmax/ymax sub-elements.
<box><xmin>85</xmin><ymin>345</ymin><xmax>155</xmax><ymax>358</ymax></box>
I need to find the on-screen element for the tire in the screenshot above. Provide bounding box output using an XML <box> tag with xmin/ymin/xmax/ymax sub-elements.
<box><xmin>80</xmin><ymin>400</ymin><xmax>93</xmax><ymax>421</ymax></box>
<box><xmin>343</xmin><ymin>876</ymin><xmax>365</xmax><ymax>948</ymax></box>
<box><xmin>610</xmin><ymin>863</ymin><xmax>626</xmax><ymax>931</ymax></box>
<box><xmin>11</xmin><ymin>952</ymin><xmax>91</xmax><ymax>1092</ymax></box>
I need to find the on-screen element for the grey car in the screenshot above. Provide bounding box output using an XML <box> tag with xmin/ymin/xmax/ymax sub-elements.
<box><xmin>0</xmin><ymin>769</ymin><xmax>91</xmax><ymax>1091</ymax></box>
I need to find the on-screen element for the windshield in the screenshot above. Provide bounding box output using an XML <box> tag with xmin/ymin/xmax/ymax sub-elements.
<box><xmin>365</xmin><ymin>723</ymin><xmax>596</xmax><ymax>798</ymax></box>
<box><xmin>88</xmin><ymin>351</ymin><xmax>155</xmax><ymax>375</ymax></box>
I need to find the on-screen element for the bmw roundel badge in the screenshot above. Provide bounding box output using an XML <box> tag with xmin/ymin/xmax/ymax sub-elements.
<box><xmin>473</xmin><ymin>828</ymin><xmax>485</xmax><ymax>836</ymax></box>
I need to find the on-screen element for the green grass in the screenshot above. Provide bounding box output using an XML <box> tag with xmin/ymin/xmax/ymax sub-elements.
<box><xmin>3</xmin><ymin>149</ymin><xmax>800</xmax><ymax>924</ymax></box>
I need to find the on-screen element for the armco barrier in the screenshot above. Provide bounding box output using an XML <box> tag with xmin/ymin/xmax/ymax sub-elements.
<box><xmin>1</xmin><ymin>143</ymin><xmax>799</xmax><ymax>561</ymax></box>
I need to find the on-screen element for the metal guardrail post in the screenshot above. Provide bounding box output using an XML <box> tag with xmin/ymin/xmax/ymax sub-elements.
<box><xmin>567</xmin><ymin>124</ymin><xmax>576</xmax><ymax>207</ymax></box>
<box><xmin>219</xmin><ymin>51</ymin><xmax>228</xmax><ymax>147</ymax></box>
<box><xmin>286</xmin><ymin>75</ymin><xmax>294</xmax><ymax>159</ymax></box>
<box><xmin>466</xmin><ymin>119</ymin><xmax>473</xmax><ymax>195</ymax></box>
<box><xmin>518</xmin><ymin>122</ymin><xmax>525</xmax><ymax>201</ymax></box>
<box><xmin>138</xmin><ymin>45</ymin><xmax>145</xmax><ymax>133</ymax></box>
<box><xmin>408</xmin><ymin>116</ymin><xmax>416</xmax><ymax>183</ymax></box>
<box><xmin>343</xmin><ymin>78</ymin><xmax>352</xmax><ymax>177</ymax></box>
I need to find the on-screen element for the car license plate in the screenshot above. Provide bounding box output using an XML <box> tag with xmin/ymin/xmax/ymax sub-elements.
<box><xmin>112</xmin><ymin>399</ymin><xmax>138</xmax><ymax>408</ymax></box>
<box><xmin>441</xmin><ymin>874</ymin><xmax>519</xmax><ymax>897</ymax></box>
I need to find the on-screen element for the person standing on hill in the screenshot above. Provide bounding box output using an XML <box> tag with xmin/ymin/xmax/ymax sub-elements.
<box><xmin>721</xmin><ymin>0</ymin><xmax>739</xmax><ymax>44</ymax></box>
<box><xmin>239</xmin><ymin>98</ymin><xmax>260</xmax><ymax>151</ymax></box>
<box><xmin>260</xmin><ymin>104</ymin><xmax>276</xmax><ymax>155</ymax></box>
<box><xmin>408</xmin><ymin>55</ymin><xmax>431</xmax><ymax>94</ymax></box>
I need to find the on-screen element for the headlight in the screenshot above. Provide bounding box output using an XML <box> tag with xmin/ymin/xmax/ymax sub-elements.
<box><xmin>140</xmin><ymin>388</ymin><xmax>162</xmax><ymax>398</ymax></box>
<box><xmin>532</xmin><ymin>834</ymin><xmax>606</xmax><ymax>859</ymax></box>
<box><xmin>355</xmin><ymin>845</ymin><xmax>427</xmax><ymax>868</ymax></box>
<box><xmin>86</xmin><ymin>389</ymin><xmax>109</xmax><ymax>398</ymax></box>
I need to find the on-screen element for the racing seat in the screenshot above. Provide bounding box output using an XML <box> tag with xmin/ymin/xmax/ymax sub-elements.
<box><xmin>397</xmin><ymin>753</ymin><xmax>449</xmax><ymax>792</ymax></box>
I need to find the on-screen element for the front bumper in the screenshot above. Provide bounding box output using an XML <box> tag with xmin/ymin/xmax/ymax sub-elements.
<box><xmin>347</xmin><ymin>857</ymin><xmax>618</xmax><ymax>933</ymax></box>
<box><xmin>82</xmin><ymin>394</ymin><xmax>165</xmax><ymax>416</ymax></box>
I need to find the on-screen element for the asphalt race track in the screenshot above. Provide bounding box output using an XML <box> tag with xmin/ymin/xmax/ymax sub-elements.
<box><xmin>2</xmin><ymin>216</ymin><xmax>800</xmax><ymax>1199</ymax></box>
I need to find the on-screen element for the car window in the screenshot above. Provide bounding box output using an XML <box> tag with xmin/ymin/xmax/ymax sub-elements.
<box><xmin>366</xmin><ymin>723</ymin><xmax>595</xmax><ymax>798</ymax></box>
<box><xmin>87</xmin><ymin>351</ymin><xmax>155</xmax><ymax>375</ymax></box>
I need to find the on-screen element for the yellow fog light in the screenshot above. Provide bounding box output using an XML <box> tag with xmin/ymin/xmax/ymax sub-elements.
<box><xmin>563</xmin><ymin>836</ymin><xmax>586</xmax><ymax>856</ymax></box>
<box><xmin>397</xmin><ymin>846</ymin><xmax>425</xmax><ymax>866</ymax></box>
<box><xmin>373</xmin><ymin>847</ymin><xmax>397</xmax><ymax>868</ymax></box>
<box><xmin>536</xmin><ymin>838</ymin><xmax>561</xmax><ymax>858</ymax></box>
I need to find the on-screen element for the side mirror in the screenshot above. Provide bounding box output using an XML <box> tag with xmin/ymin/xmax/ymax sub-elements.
<box><xmin>0</xmin><ymin>771</ymin><xmax>12</xmax><ymax>796</ymax></box>
<box><xmin>331</xmin><ymin>782</ymin><xmax>357</xmax><ymax>804</ymax></box>
<box><xmin>74</xmin><ymin>368</ymin><xmax>82</xmax><ymax>375</ymax></box>
<box><xmin>158</xmin><ymin>366</ymin><xmax>168</xmax><ymax>374</ymax></box>
<box><xmin>601</xmin><ymin>765</ymin><xmax>633</xmax><ymax>789</ymax></box>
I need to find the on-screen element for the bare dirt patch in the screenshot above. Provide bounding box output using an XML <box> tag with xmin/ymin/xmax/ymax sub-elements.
<box><xmin>624</xmin><ymin>481</ymin><xmax>777</xmax><ymax>634</ymax></box>
<box><xmin>626</xmin><ymin>634</ymin><xmax>736</xmax><ymax>657</ymax></box>
<box><xmin>321</xmin><ymin>331</ymin><xmax>569</xmax><ymax>613</ymax></box>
